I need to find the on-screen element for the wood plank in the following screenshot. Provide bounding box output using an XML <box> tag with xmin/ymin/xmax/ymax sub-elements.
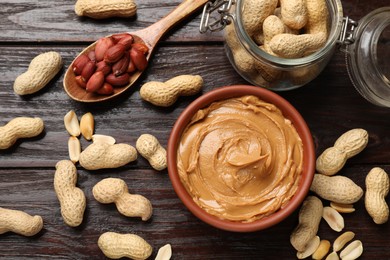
<box><xmin>0</xmin><ymin>0</ymin><xmax>222</xmax><ymax>43</ymax></box>
<box><xmin>0</xmin><ymin>0</ymin><xmax>387</xmax><ymax>43</ymax></box>
<box><xmin>1</xmin><ymin>45</ymin><xmax>390</xmax><ymax>167</ymax></box>
<box><xmin>1</xmin><ymin>0</ymin><xmax>390</xmax><ymax>258</ymax></box>
<box><xmin>0</xmin><ymin>166</ymin><xmax>388</xmax><ymax>259</ymax></box>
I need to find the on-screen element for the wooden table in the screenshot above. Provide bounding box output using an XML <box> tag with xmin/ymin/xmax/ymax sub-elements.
<box><xmin>1</xmin><ymin>0</ymin><xmax>389</xmax><ymax>259</ymax></box>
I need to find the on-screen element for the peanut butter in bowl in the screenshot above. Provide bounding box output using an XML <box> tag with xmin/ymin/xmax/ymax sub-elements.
<box><xmin>177</xmin><ymin>95</ymin><xmax>304</xmax><ymax>222</ymax></box>
<box><xmin>167</xmin><ymin>85</ymin><xmax>315</xmax><ymax>232</ymax></box>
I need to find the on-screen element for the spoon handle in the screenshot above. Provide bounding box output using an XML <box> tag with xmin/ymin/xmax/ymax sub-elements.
<box><xmin>135</xmin><ymin>0</ymin><xmax>209</xmax><ymax>48</ymax></box>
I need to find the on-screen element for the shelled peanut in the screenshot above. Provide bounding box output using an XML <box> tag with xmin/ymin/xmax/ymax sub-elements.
<box><xmin>72</xmin><ymin>33</ymin><xmax>148</xmax><ymax>95</ymax></box>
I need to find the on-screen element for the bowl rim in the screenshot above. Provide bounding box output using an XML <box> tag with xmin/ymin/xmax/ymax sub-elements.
<box><xmin>167</xmin><ymin>85</ymin><xmax>315</xmax><ymax>232</ymax></box>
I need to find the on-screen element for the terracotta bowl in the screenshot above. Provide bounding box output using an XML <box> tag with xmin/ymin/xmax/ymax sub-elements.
<box><xmin>167</xmin><ymin>85</ymin><xmax>315</xmax><ymax>232</ymax></box>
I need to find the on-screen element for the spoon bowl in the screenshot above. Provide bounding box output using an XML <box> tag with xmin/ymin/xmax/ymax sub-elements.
<box><xmin>64</xmin><ymin>0</ymin><xmax>208</xmax><ymax>103</ymax></box>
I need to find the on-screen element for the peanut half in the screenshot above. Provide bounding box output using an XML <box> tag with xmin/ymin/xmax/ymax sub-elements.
<box><xmin>322</xmin><ymin>206</ymin><xmax>344</xmax><ymax>232</ymax></box>
<box><xmin>333</xmin><ymin>231</ymin><xmax>355</xmax><ymax>252</ymax></box>
<box><xmin>64</xmin><ymin>110</ymin><xmax>81</xmax><ymax>137</ymax></box>
<box><xmin>155</xmin><ymin>244</ymin><xmax>172</xmax><ymax>260</ymax></box>
<box><xmin>68</xmin><ymin>136</ymin><xmax>81</xmax><ymax>163</ymax></box>
<box><xmin>92</xmin><ymin>134</ymin><xmax>116</xmax><ymax>145</ymax></box>
<box><xmin>339</xmin><ymin>240</ymin><xmax>363</xmax><ymax>260</ymax></box>
<box><xmin>80</xmin><ymin>112</ymin><xmax>94</xmax><ymax>140</ymax></box>
<box><xmin>330</xmin><ymin>202</ymin><xmax>355</xmax><ymax>214</ymax></box>
<box><xmin>325</xmin><ymin>252</ymin><xmax>340</xmax><ymax>260</ymax></box>
<box><xmin>312</xmin><ymin>239</ymin><xmax>331</xmax><ymax>260</ymax></box>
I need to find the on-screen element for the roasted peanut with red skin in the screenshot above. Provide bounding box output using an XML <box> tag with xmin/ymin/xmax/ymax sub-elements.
<box><xmin>86</xmin><ymin>71</ymin><xmax>105</xmax><ymax>93</ymax></box>
<box><xmin>117</xmin><ymin>34</ymin><xmax>134</xmax><ymax>49</ymax></box>
<box><xmin>112</xmin><ymin>53</ymin><xmax>130</xmax><ymax>76</ymax></box>
<box><xmin>97</xmin><ymin>83</ymin><xmax>114</xmax><ymax>95</ymax></box>
<box><xmin>104</xmin><ymin>44</ymin><xmax>126</xmax><ymax>63</ymax></box>
<box><xmin>96</xmin><ymin>61</ymin><xmax>112</xmax><ymax>76</ymax></box>
<box><xmin>81</xmin><ymin>60</ymin><xmax>96</xmax><ymax>82</ymax></box>
<box><xmin>131</xmin><ymin>43</ymin><xmax>149</xmax><ymax>54</ymax></box>
<box><xmin>95</xmin><ymin>37</ymin><xmax>115</xmax><ymax>62</ymax></box>
<box><xmin>130</xmin><ymin>48</ymin><xmax>148</xmax><ymax>71</ymax></box>
<box><xmin>105</xmin><ymin>73</ymin><xmax>130</xmax><ymax>87</ymax></box>
<box><xmin>72</xmin><ymin>54</ymin><xmax>90</xmax><ymax>75</ymax></box>
<box><xmin>75</xmin><ymin>75</ymin><xmax>87</xmax><ymax>88</ymax></box>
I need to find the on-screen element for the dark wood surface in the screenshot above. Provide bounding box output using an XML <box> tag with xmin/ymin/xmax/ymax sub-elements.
<box><xmin>1</xmin><ymin>0</ymin><xmax>389</xmax><ymax>259</ymax></box>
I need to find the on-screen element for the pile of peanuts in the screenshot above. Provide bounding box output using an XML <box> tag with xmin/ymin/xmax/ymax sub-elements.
<box><xmin>72</xmin><ymin>33</ymin><xmax>149</xmax><ymax>95</ymax></box>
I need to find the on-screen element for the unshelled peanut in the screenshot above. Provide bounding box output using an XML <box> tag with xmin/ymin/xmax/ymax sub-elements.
<box><xmin>268</xmin><ymin>0</ymin><xmax>329</xmax><ymax>58</ymax></box>
<box><xmin>225</xmin><ymin>24</ymin><xmax>280</xmax><ymax>84</ymax></box>
<box><xmin>75</xmin><ymin>0</ymin><xmax>137</xmax><ymax>19</ymax></box>
<box><xmin>316</xmin><ymin>129</ymin><xmax>369</xmax><ymax>175</ymax></box>
<box><xmin>0</xmin><ymin>207</ymin><xmax>43</xmax><ymax>236</ymax></box>
<box><xmin>0</xmin><ymin>117</ymin><xmax>44</xmax><ymax>150</ymax></box>
<box><xmin>79</xmin><ymin>142</ymin><xmax>137</xmax><ymax>170</ymax></box>
<box><xmin>93</xmin><ymin>178</ymin><xmax>153</xmax><ymax>221</ymax></box>
<box><xmin>310</xmin><ymin>174</ymin><xmax>363</xmax><ymax>204</ymax></box>
<box><xmin>136</xmin><ymin>134</ymin><xmax>167</xmax><ymax>171</ymax></box>
<box><xmin>98</xmin><ymin>232</ymin><xmax>152</xmax><ymax>260</ymax></box>
<box><xmin>365</xmin><ymin>167</ymin><xmax>389</xmax><ymax>224</ymax></box>
<box><xmin>290</xmin><ymin>196</ymin><xmax>323</xmax><ymax>252</ymax></box>
<box><xmin>14</xmin><ymin>51</ymin><xmax>62</xmax><ymax>95</ymax></box>
<box><xmin>242</xmin><ymin>0</ymin><xmax>278</xmax><ymax>38</ymax></box>
<box><xmin>279</xmin><ymin>0</ymin><xmax>307</xmax><ymax>30</ymax></box>
<box><xmin>54</xmin><ymin>160</ymin><xmax>86</xmax><ymax>227</ymax></box>
<box><xmin>140</xmin><ymin>75</ymin><xmax>203</xmax><ymax>107</ymax></box>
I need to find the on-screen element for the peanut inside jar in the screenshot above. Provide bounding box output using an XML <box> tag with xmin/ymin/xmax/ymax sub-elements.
<box><xmin>177</xmin><ymin>95</ymin><xmax>304</xmax><ymax>222</ymax></box>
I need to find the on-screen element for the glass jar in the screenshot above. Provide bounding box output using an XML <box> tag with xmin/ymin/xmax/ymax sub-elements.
<box><xmin>346</xmin><ymin>7</ymin><xmax>390</xmax><ymax>107</ymax></box>
<box><xmin>200</xmin><ymin>0</ymin><xmax>344</xmax><ymax>91</ymax></box>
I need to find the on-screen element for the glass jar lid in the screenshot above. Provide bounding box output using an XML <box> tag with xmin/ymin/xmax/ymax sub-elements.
<box><xmin>346</xmin><ymin>7</ymin><xmax>390</xmax><ymax>107</ymax></box>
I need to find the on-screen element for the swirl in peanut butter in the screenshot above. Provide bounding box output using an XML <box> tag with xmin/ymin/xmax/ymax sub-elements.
<box><xmin>177</xmin><ymin>95</ymin><xmax>303</xmax><ymax>222</ymax></box>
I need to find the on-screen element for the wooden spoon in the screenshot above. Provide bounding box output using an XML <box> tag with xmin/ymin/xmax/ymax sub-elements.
<box><xmin>64</xmin><ymin>0</ymin><xmax>209</xmax><ymax>103</ymax></box>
